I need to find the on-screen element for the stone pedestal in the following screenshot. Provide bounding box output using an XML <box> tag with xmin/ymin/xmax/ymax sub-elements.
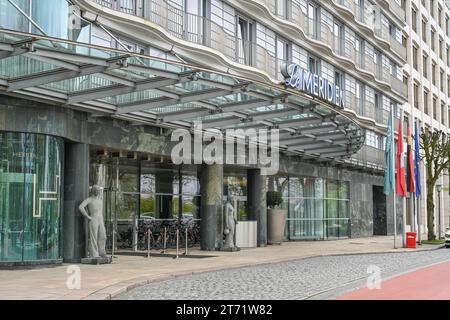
<box><xmin>81</xmin><ymin>256</ymin><xmax>112</xmax><ymax>265</ymax></box>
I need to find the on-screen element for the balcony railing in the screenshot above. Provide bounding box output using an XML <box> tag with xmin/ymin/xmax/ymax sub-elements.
<box><xmin>390</xmin><ymin>0</ymin><xmax>406</xmax><ymax>22</ymax></box>
<box><xmin>390</xmin><ymin>75</ymin><xmax>407</xmax><ymax>97</ymax></box>
<box><xmin>350</xmin><ymin>145</ymin><xmax>385</xmax><ymax>169</ymax></box>
<box><xmin>390</xmin><ymin>36</ymin><xmax>407</xmax><ymax>60</ymax></box>
<box><xmin>344</xmin><ymin>93</ymin><xmax>389</xmax><ymax>126</ymax></box>
<box><xmin>89</xmin><ymin>0</ymin><xmax>405</xmax><ymax>107</ymax></box>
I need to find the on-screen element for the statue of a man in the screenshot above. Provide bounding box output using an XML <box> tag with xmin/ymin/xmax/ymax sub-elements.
<box><xmin>223</xmin><ymin>196</ymin><xmax>237</xmax><ymax>249</ymax></box>
<box><xmin>79</xmin><ymin>185</ymin><xmax>107</xmax><ymax>258</ymax></box>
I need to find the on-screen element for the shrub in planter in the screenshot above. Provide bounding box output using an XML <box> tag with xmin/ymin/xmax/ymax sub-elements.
<box><xmin>267</xmin><ymin>191</ymin><xmax>283</xmax><ymax>209</ymax></box>
<box><xmin>266</xmin><ymin>191</ymin><xmax>286</xmax><ymax>245</ymax></box>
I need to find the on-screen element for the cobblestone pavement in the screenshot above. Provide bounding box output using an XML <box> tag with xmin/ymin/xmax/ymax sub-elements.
<box><xmin>117</xmin><ymin>249</ymin><xmax>450</xmax><ymax>300</ymax></box>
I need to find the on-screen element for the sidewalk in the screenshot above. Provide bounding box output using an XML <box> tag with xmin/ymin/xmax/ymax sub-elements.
<box><xmin>0</xmin><ymin>236</ymin><xmax>443</xmax><ymax>300</ymax></box>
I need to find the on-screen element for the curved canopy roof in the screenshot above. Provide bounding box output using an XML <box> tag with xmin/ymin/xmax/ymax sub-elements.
<box><xmin>0</xmin><ymin>29</ymin><xmax>364</xmax><ymax>161</ymax></box>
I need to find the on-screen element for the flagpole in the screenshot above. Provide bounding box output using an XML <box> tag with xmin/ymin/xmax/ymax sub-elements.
<box><xmin>403</xmin><ymin>196</ymin><xmax>407</xmax><ymax>247</ymax></box>
<box><xmin>408</xmin><ymin>115</ymin><xmax>415</xmax><ymax>234</ymax></box>
<box><xmin>401</xmin><ymin>109</ymin><xmax>407</xmax><ymax>248</ymax></box>
<box><xmin>415</xmin><ymin>118</ymin><xmax>422</xmax><ymax>245</ymax></box>
<box><xmin>391</xmin><ymin>109</ymin><xmax>397</xmax><ymax>249</ymax></box>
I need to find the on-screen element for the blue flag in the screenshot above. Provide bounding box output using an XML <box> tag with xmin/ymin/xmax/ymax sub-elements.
<box><xmin>414</xmin><ymin>121</ymin><xmax>421</xmax><ymax>197</ymax></box>
<box><xmin>384</xmin><ymin>110</ymin><xmax>395</xmax><ymax>195</ymax></box>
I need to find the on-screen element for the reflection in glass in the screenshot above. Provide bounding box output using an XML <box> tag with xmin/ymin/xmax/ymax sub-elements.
<box><xmin>0</xmin><ymin>132</ymin><xmax>63</xmax><ymax>263</ymax></box>
<box><xmin>284</xmin><ymin>177</ymin><xmax>350</xmax><ymax>240</ymax></box>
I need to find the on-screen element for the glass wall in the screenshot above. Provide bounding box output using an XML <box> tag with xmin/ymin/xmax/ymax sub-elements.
<box><xmin>0</xmin><ymin>132</ymin><xmax>64</xmax><ymax>263</ymax></box>
<box><xmin>90</xmin><ymin>154</ymin><xmax>201</xmax><ymax>251</ymax></box>
<box><xmin>0</xmin><ymin>0</ymin><xmax>91</xmax><ymax>42</ymax></box>
<box><xmin>269</xmin><ymin>176</ymin><xmax>350</xmax><ymax>240</ymax></box>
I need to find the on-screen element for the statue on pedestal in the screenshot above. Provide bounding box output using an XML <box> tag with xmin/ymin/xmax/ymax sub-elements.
<box><xmin>223</xmin><ymin>196</ymin><xmax>238</xmax><ymax>250</ymax></box>
<box><xmin>79</xmin><ymin>185</ymin><xmax>108</xmax><ymax>260</ymax></box>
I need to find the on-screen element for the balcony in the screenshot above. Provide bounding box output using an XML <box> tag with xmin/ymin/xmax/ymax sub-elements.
<box><xmin>390</xmin><ymin>36</ymin><xmax>407</xmax><ymax>60</ymax></box>
<box><xmin>389</xmin><ymin>1</ymin><xmax>406</xmax><ymax>22</ymax></box>
<box><xmin>334</xmin><ymin>0</ymin><xmax>356</xmax><ymax>16</ymax></box>
<box><xmin>390</xmin><ymin>75</ymin><xmax>407</xmax><ymax>98</ymax></box>
<box><xmin>349</xmin><ymin>145</ymin><xmax>386</xmax><ymax>170</ymax></box>
<box><xmin>374</xmin><ymin>25</ymin><xmax>390</xmax><ymax>43</ymax></box>
<box><xmin>88</xmin><ymin>0</ymin><xmax>405</xmax><ymax>103</ymax></box>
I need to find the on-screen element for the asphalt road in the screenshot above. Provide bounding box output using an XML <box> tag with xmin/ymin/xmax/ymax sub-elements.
<box><xmin>116</xmin><ymin>248</ymin><xmax>450</xmax><ymax>300</ymax></box>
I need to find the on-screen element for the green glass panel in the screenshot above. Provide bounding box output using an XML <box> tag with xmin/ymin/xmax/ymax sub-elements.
<box><xmin>0</xmin><ymin>132</ymin><xmax>63</xmax><ymax>263</ymax></box>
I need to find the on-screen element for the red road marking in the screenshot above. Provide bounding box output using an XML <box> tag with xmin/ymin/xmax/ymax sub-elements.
<box><xmin>338</xmin><ymin>260</ymin><xmax>450</xmax><ymax>300</ymax></box>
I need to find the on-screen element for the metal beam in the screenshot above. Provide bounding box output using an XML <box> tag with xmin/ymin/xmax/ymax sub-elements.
<box><xmin>94</xmin><ymin>71</ymin><xmax>136</xmax><ymax>87</ymax></box>
<box><xmin>67</xmin><ymin>75</ymin><xmax>194</xmax><ymax>104</ymax></box>
<box><xmin>26</xmin><ymin>46</ymin><xmax>129</xmax><ymax>68</ymax></box>
<box><xmin>297</xmin><ymin>146</ymin><xmax>347</xmax><ymax>154</ymax></box>
<box><xmin>25</xmin><ymin>53</ymin><xmax>81</xmax><ymax>71</ymax></box>
<box><xmin>219</xmin><ymin>98</ymin><xmax>284</xmax><ymax>113</ymax></box>
<box><xmin>0</xmin><ymin>46</ymin><xmax>30</xmax><ymax>59</ymax></box>
<box><xmin>298</xmin><ymin>124</ymin><xmax>344</xmax><ymax>134</ymax></box>
<box><xmin>160</xmin><ymin>108</ymin><xmax>212</xmax><ymax>123</ymax></box>
<box><xmin>159</xmin><ymin>98</ymin><xmax>294</xmax><ymax>124</ymax></box>
<box><xmin>116</xmin><ymin>87</ymin><xmax>234</xmax><ymax>115</ymax></box>
<box><xmin>300</xmin><ymin>142</ymin><xmax>348</xmax><ymax>151</ymax></box>
<box><xmin>202</xmin><ymin>117</ymin><xmax>247</xmax><ymax>129</ymax></box>
<box><xmin>7</xmin><ymin>62</ymin><xmax>123</xmax><ymax>92</ymax></box>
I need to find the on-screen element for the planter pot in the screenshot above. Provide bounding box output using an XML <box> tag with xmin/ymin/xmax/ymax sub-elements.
<box><xmin>267</xmin><ymin>209</ymin><xmax>287</xmax><ymax>245</ymax></box>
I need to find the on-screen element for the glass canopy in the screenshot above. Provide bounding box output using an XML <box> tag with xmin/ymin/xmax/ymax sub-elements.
<box><xmin>0</xmin><ymin>29</ymin><xmax>365</xmax><ymax>161</ymax></box>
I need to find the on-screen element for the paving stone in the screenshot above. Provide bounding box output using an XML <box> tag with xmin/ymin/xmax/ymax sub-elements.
<box><xmin>117</xmin><ymin>249</ymin><xmax>450</xmax><ymax>300</ymax></box>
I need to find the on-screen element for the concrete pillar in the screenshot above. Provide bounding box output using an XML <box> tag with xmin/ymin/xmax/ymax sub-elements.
<box><xmin>63</xmin><ymin>143</ymin><xmax>89</xmax><ymax>263</ymax></box>
<box><xmin>200</xmin><ymin>164</ymin><xmax>223</xmax><ymax>251</ymax></box>
<box><xmin>155</xmin><ymin>171</ymin><xmax>174</xmax><ymax>219</ymax></box>
<box><xmin>247</xmin><ymin>169</ymin><xmax>267</xmax><ymax>247</ymax></box>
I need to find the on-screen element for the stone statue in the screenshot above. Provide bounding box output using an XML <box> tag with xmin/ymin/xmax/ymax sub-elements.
<box><xmin>223</xmin><ymin>197</ymin><xmax>238</xmax><ymax>250</ymax></box>
<box><xmin>79</xmin><ymin>185</ymin><xmax>107</xmax><ymax>258</ymax></box>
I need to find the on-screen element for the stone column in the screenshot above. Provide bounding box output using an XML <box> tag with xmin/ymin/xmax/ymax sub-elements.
<box><xmin>63</xmin><ymin>143</ymin><xmax>90</xmax><ymax>263</ymax></box>
<box><xmin>200</xmin><ymin>164</ymin><xmax>223</xmax><ymax>251</ymax></box>
<box><xmin>247</xmin><ymin>169</ymin><xmax>267</xmax><ymax>247</ymax></box>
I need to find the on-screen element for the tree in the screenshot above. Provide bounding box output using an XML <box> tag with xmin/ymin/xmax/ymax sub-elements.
<box><xmin>420</xmin><ymin>130</ymin><xmax>450</xmax><ymax>240</ymax></box>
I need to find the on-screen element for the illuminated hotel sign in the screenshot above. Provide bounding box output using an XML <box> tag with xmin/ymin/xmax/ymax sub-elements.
<box><xmin>281</xmin><ymin>63</ymin><xmax>345</xmax><ymax>109</ymax></box>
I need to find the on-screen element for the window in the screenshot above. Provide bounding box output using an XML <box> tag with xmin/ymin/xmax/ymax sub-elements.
<box><xmin>422</xmin><ymin>18</ymin><xmax>427</xmax><ymax>42</ymax></box>
<box><xmin>308</xmin><ymin>55</ymin><xmax>320</xmax><ymax>74</ymax></box>
<box><xmin>307</xmin><ymin>3</ymin><xmax>318</xmax><ymax>38</ymax></box>
<box><xmin>433</xmin><ymin>96</ymin><xmax>437</xmax><ymax>120</ymax></box>
<box><xmin>431</xmin><ymin>29</ymin><xmax>436</xmax><ymax>51</ymax></box>
<box><xmin>423</xmin><ymin>53</ymin><xmax>428</xmax><ymax>78</ymax></box>
<box><xmin>441</xmin><ymin>102</ymin><xmax>446</xmax><ymax>125</ymax></box>
<box><xmin>413</xmin><ymin>45</ymin><xmax>418</xmax><ymax>70</ymax></box>
<box><xmin>432</xmin><ymin>61</ymin><xmax>437</xmax><ymax>85</ymax></box>
<box><xmin>276</xmin><ymin>37</ymin><xmax>290</xmax><ymax>80</ymax></box>
<box><xmin>412</xmin><ymin>8</ymin><xmax>418</xmax><ymax>32</ymax></box>
<box><xmin>237</xmin><ymin>16</ymin><xmax>254</xmax><ymax>65</ymax></box>
<box><xmin>423</xmin><ymin>88</ymin><xmax>428</xmax><ymax>113</ymax></box>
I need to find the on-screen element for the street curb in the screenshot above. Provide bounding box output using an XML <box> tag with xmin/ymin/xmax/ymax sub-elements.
<box><xmin>83</xmin><ymin>244</ymin><xmax>445</xmax><ymax>300</ymax></box>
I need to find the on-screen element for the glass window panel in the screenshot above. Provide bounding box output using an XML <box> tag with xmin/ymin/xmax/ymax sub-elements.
<box><xmin>0</xmin><ymin>132</ymin><xmax>63</xmax><ymax>263</ymax></box>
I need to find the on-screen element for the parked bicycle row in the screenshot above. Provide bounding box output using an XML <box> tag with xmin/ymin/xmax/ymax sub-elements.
<box><xmin>115</xmin><ymin>218</ymin><xmax>201</xmax><ymax>251</ymax></box>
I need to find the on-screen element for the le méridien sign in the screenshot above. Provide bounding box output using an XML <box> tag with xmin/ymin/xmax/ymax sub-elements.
<box><xmin>281</xmin><ymin>63</ymin><xmax>345</xmax><ymax>109</ymax></box>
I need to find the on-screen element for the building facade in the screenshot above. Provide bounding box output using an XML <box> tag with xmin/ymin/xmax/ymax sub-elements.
<box><xmin>0</xmin><ymin>0</ymin><xmax>415</xmax><ymax>266</ymax></box>
<box><xmin>404</xmin><ymin>0</ymin><xmax>450</xmax><ymax>241</ymax></box>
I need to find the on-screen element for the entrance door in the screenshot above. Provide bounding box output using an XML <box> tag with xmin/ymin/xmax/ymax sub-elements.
<box><xmin>373</xmin><ymin>186</ymin><xmax>387</xmax><ymax>235</ymax></box>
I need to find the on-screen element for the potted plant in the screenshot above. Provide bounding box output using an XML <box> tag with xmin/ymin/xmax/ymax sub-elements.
<box><xmin>267</xmin><ymin>191</ymin><xmax>287</xmax><ymax>245</ymax></box>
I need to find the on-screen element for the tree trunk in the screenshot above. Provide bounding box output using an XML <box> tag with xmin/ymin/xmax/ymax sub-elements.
<box><xmin>426</xmin><ymin>187</ymin><xmax>436</xmax><ymax>241</ymax></box>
